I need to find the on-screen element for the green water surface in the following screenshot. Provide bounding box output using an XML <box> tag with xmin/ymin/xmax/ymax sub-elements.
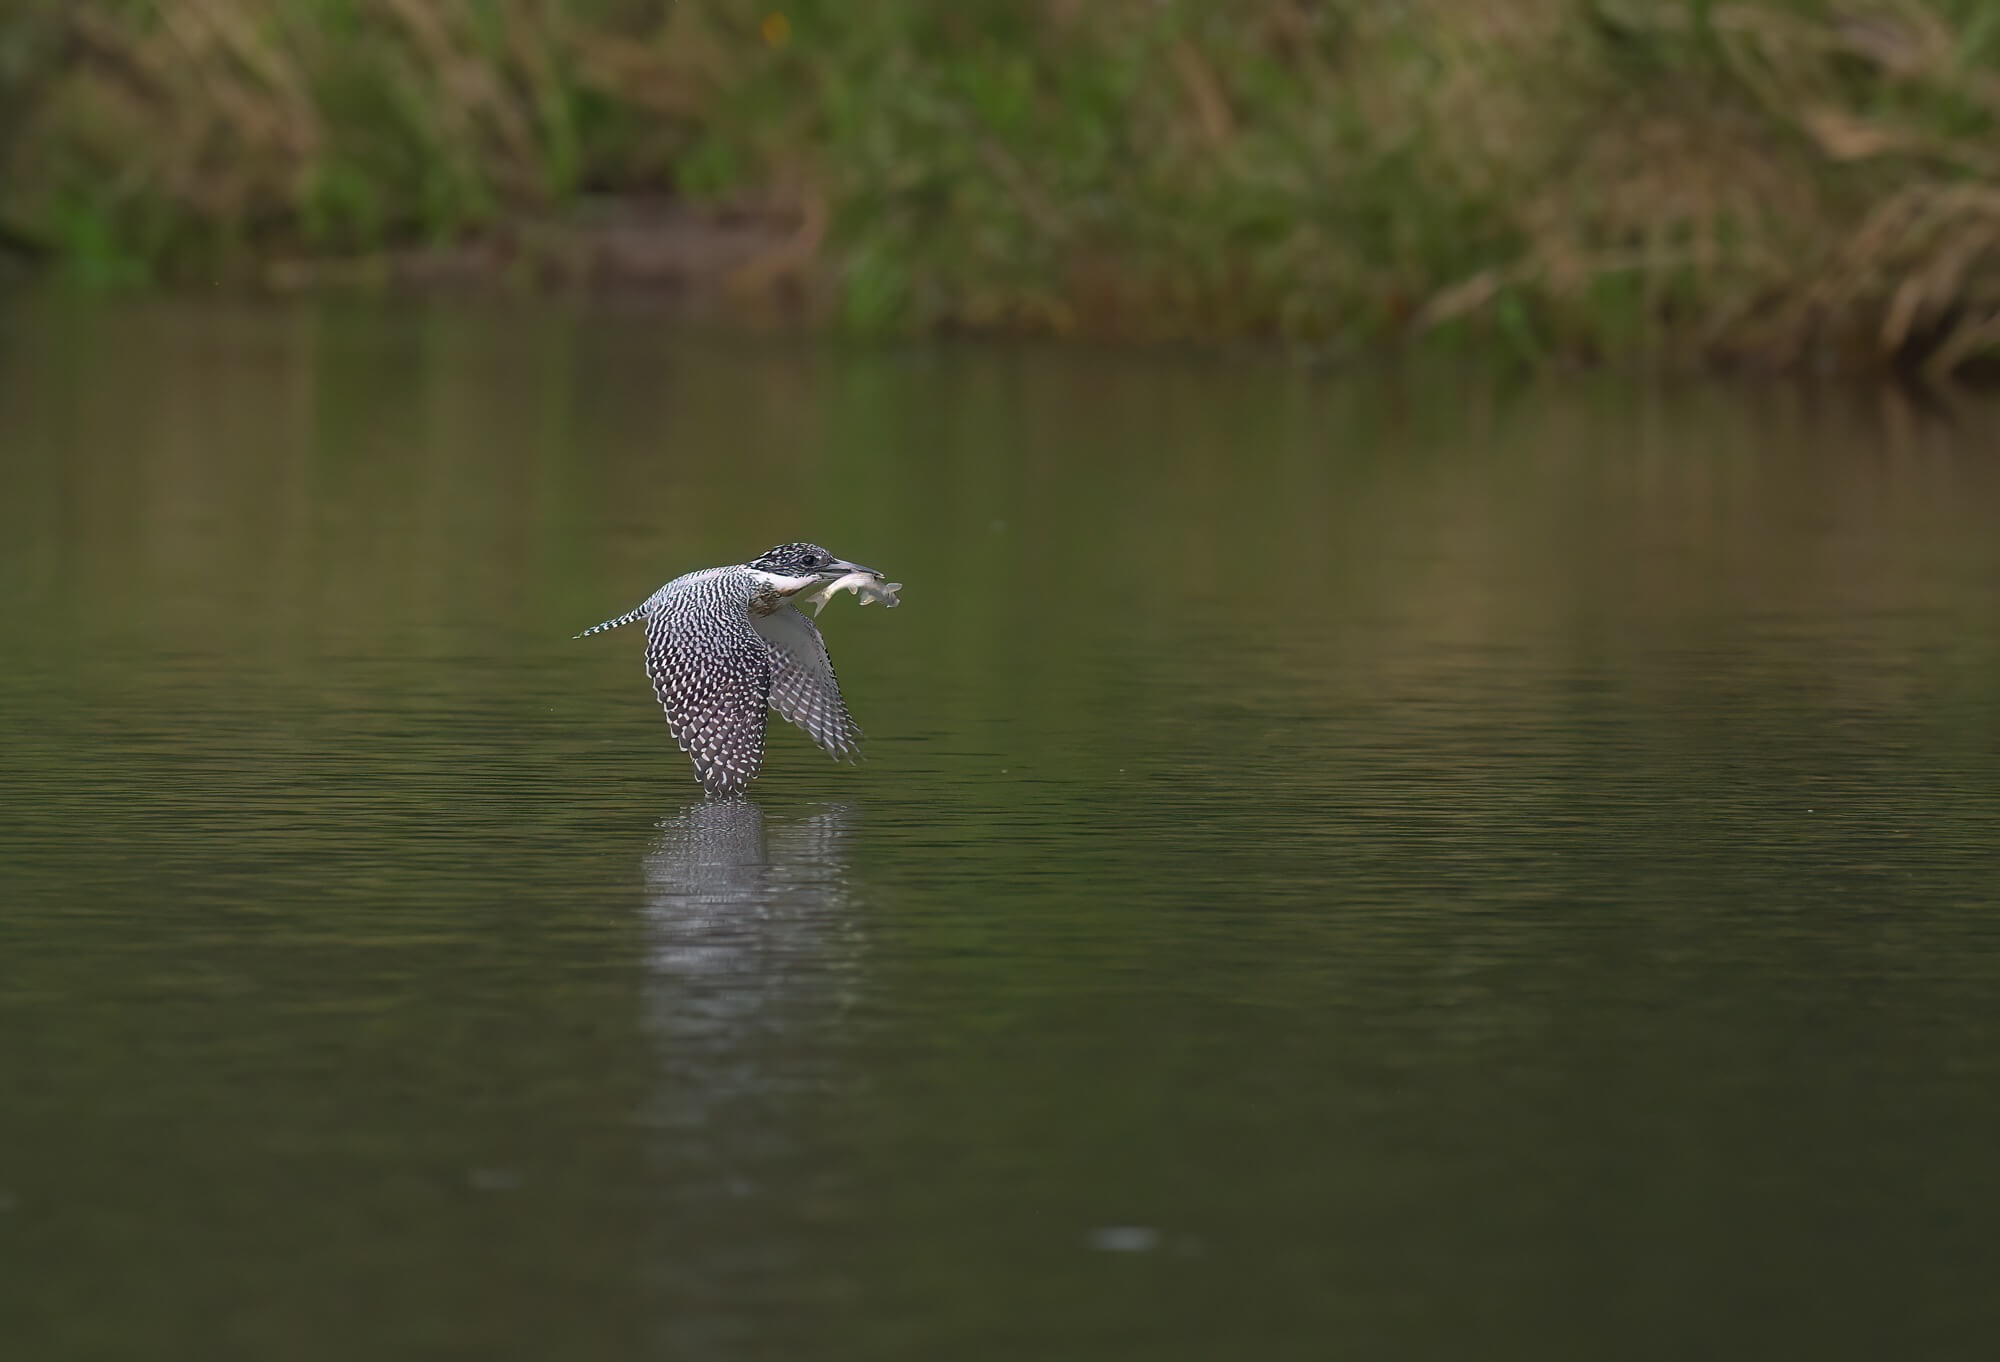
<box><xmin>3</xmin><ymin>298</ymin><xmax>2000</xmax><ymax>1361</ymax></box>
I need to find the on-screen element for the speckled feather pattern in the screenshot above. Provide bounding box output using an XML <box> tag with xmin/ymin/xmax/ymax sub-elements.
<box><xmin>755</xmin><ymin>605</ymin><xmax>865</xmax><ymax>761</ymax></box>
<box><xmin>582</xmin><ymin>560</ymin><xmax>867</xmax><ymax>797</ymax></box>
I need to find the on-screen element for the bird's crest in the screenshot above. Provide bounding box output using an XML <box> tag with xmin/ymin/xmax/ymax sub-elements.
<box><xmin>748</xmin><ymin>542</ymin><xmax>836</xmax><ymax>575</ymax></box>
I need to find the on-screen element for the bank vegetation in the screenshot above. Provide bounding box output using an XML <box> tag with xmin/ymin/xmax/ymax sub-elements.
<box><xmin>5</xmin><ymin>1</ymin><xmax>2000</xmax><ymax>377</ymax></box>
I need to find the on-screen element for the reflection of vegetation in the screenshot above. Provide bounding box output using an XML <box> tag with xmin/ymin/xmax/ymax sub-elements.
<box><xmin>13</xmin><ymin>3</ymin><xmax>2000</xmax><ymax>373</ymax></box>
<box><xmin>9</xmin><ymin>302</ymin><xmax>2000</xmax><ymax>1359</ymax></box>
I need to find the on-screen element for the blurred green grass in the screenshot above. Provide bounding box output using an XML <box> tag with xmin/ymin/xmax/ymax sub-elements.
<box><xmin>8</xmin><ymin>1</ymin><xmax>2000</xmax><ymax>376</ymax></box>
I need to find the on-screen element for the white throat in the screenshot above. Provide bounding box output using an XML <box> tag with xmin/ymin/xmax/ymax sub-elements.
<box><xmin>747</xmin><ymin>568</ymin><xmax>823</xmax><ymax>597</ymax></box>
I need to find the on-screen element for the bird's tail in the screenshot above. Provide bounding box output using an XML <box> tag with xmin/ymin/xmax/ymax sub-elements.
<box><xmin>573</xmin><ymin>605</ymin><xmax>647</xmax><ymax>640</ymax></box>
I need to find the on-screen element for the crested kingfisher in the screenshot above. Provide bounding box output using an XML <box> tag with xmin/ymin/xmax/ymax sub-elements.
<box><xmin>576</xmin><ymin>543</ymin><xmax>897</xmax><ymax>798</ymax></box>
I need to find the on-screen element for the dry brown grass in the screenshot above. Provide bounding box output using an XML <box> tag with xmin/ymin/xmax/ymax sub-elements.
<box><xmin>1426</xmin><ymin>0</ymin><xmax>2000</xmax><ymax>375</ymax></box>
<box><xmin>0</xmin><ymin>1</ymin><xmax>729</xmax><ymax>268</ymax></box>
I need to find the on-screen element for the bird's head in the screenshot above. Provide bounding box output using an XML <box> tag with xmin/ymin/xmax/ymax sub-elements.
<box><xmin>745</xmin><ymin>542</ymin><xmax>878</xmax><ymax>596</ymax></box>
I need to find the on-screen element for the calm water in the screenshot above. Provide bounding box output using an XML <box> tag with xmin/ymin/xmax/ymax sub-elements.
<box><xmin>4</xmin><ymin>297</ymin><xmax>2000</xmax><ymax>1361</ymax></box>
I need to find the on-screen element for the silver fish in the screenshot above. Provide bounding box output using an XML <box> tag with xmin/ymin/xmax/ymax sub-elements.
<box><xmin>808</xmin><ymin>570</ymin><xmax>903</xmax><ymax>618</ymax></box>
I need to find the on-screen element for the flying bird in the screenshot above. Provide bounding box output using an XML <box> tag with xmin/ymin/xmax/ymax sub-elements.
<box><xmin>576</xmin><ymin>543</ymin><xmax>899</xmax><ymax>798</ymax></box>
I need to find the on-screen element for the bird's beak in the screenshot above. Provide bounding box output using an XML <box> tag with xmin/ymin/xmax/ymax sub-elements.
<box><xmin>826</xmin><ymin>558</ymin><xmax>879</xmax><ymax>579</ymax></box>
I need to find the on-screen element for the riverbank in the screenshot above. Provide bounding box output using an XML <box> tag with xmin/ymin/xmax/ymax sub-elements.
<box><xmin>5</xmin><ymin>2</ymin><xmax>2000</xmax><ymax>377</ymax></box>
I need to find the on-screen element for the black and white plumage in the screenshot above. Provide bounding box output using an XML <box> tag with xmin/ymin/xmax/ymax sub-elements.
<box><xmin>577</xmin><ymin>543</ymin><xmax>881</xmax><ymax>798</ymax></box>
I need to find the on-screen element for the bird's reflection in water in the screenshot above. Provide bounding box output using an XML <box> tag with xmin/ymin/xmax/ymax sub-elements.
<box><xmin>640</xmin><ymin>799</ymin><xmax>861</xmax><ymax>1354</ymax></box>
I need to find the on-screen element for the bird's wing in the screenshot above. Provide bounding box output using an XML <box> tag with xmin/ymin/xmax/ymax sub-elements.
<box><xmin>645</xmin><ymin>605</ymin><xmax>771</xmax><ymax>798</ymax></box>
<box><xmin>752</xmin><ymin>604</ymin><xmax>864</xmax><ymax>761</ymax></box>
